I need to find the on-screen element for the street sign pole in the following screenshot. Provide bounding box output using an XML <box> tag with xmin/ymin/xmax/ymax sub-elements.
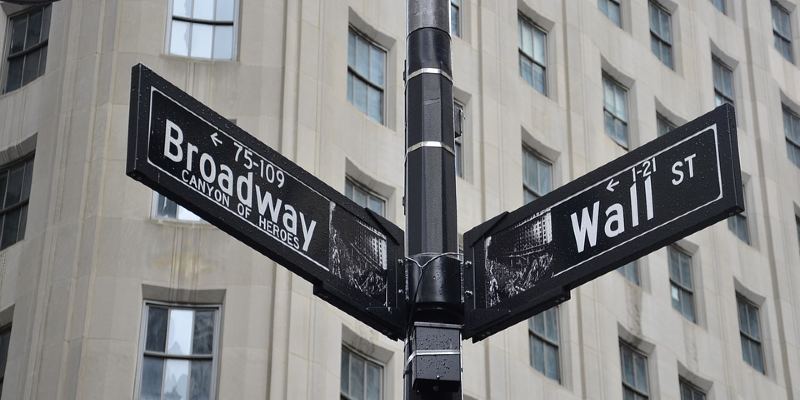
<box><xmin>404</xmin><ymin>1</ymin><xmax>462</xmax><ymax>399</ymax></box>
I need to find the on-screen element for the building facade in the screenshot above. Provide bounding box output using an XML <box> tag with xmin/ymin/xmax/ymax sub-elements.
<box><xmin>0</xmin><ymin>0</ymin><xmax>798</xmax><ymax>399</ymax></box>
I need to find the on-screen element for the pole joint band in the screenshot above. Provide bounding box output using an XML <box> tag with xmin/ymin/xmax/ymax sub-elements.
<box><xmin>406</xmin><ymin>141</ymin><xmax>455</xmax><ymax>157</ymax></box>
<box><xmin>406</xmin><ymin>67</ymin><xmax>453</xmax><ymax>83</ymax></box>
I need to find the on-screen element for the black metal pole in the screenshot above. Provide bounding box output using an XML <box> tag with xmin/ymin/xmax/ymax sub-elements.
<box><xmin>404</xmin><ymin>1</ymin><xmax>462</xmax><ymax>399</ymax></box>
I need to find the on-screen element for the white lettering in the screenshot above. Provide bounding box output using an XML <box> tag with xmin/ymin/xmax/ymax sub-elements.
<box><xmin>299</xmin><ymin>212</ymin><xmax>317</xmax><ymax>252</ymax></box>
<box><xmin>604</xmin><ymin>203</ymin><xmax>625</xmax><ymax>238</ymax></box>
<box><xmin>164</xmin><ymin>120</ymin><xmax>184</xmax><ymax>162</ymax></box>
<box><xmin>570</xmin><ymin>202</ymin><xmax>600</xmax><ymax>253</ymax></box>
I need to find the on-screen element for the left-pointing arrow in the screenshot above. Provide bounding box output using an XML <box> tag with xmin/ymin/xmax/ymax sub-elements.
<box><xmin>210</xmin><ymin>132</ymin><xmax>222</xmax><ymax>147</ymax></box>
<box><xmin>606</xmin><ymin>178</ymin><xmax>619</xmax><ymax>192</ymax></box>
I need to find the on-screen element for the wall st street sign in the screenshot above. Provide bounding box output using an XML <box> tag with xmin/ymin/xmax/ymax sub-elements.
<box><xmin>463</xmin><ymin>104</ymin><xmax>743</xmax><ymax>341</ymax></box>
<box><xmin>127</xmin><ymin>64</ymin><xmax>406</xmax><ymax>339</ymax></box>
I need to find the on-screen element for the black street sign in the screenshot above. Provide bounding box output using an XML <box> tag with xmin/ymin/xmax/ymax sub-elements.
<box><xmin>463</xmin><ymin>104</ymin><xmax>743</xmax><ymax>341</ymax></box>
<box><xmin>127</xmin><ymin>64</ymin><xmax>406</xmax><ymax>339</ymax></box>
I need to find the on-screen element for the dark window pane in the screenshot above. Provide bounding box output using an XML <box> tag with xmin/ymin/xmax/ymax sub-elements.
<box><xmin>25</xmin><ymin>9</ymin><xmax>43</xmax><ymax>48</ymax></box>
<box><xmin>17</xmin><ymin>205</ymin><xmax>27</xmax><ymax>242</ymax></box>
<box><xmin>349</xmin><ymin>353</ymin><xmax>365</xmax><ymax>400</ymax></box>
<box><xmin>156</xmin><ymin>194</ymin><xmax>178</xmax><ymax>218</ymax></box>
<box><xmin>4</xmin><ymin>167</ymin><xmax>24</xmax><ymax>207</ymax></box>
<box><xmin>5</xmin><ymin>58</ymin><xmax>24</xmax><ymax>93</ymax></box>
<box><xmin>366</xmin><ymin>363</ymin><xmax>381</xmax><ymax>400</ymax></box>
<box><xmin>340</xmin><ymin>349</ymin><xmax>349</xmax><ymax>394</ymax></box>
<box><xmin>141</xmin><ymin>356</ymin><xmax>164</xmax><ymax>400</ymax></box>
<box><xmin>0</xmin><ymin>329</ymin><xmax>10</xmax><ymax>378</ymax></box>
<box><xmin>22</xmin><ymin>49</ymin><xmax>42</xmax><ymax>85</ymax></box>
<box><xmin>145</xmin><ymin>307</ymin><xmax>168</xmax><ymax>352</ymax></box>
<box><xmin>22</xmin><ymin>160</ymin><xmax>33</xmax><ymax>201</ymax></box>
<box><xmin>189</xmin><ymin>360</ymin><xmax>212</xmax><ymax>400</ymax></box>
<box><xmin>38</xmin><ymin>45</ymin><xmax>48</xmax><ymax>77</ymax></box>
<box><xmin>0</xmin><ymin>174</ymin><xmax>8</xmax><ymax>207</ymax></box>
<box><xmin>192</xmin><ymin>310</ymin><xmax>214</xmax><ymax>355</ymax></box>
<box><xmin>9</xmin><ymin>17</ymin><xmax>27</xmax><ymax>55</ymax></box>
<box><xmin>1</xmin><ymin>209</ymin><xmax>21</xmax><ymax>249</ymax></box>
<box><xmin>41</xmin><ymin>7</ymin><xmax>51</xmax><ymax>40</ymax></box>
<box><xmin>531</xmin><ymin>336</ymin><xmax>544</xmax><ymax>372</ymax></box>
<box><xmin>544</xmin><ymin>343</ymin><xmax>559</xmax><ymax>380</ymax></box>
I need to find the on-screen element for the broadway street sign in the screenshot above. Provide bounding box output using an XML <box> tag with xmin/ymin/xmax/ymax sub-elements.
<box><xmin>127</xmin><ymin>64</ymin><xmax>406</xmax><ymax>339</ymax></box>
<box><xmin>463</xmin><ymin>104</ymin><xmax>743</xmax><ymax>341</ymax></box>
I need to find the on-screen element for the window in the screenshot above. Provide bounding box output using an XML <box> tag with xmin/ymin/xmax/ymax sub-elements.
<box><xmin>620</xmin><ymin>341</ymin><xmax>650</xmax><ymax>400</ymax></box>
<box><xmin>0</xmin><ymin>326</ymin><xmax>9</xmax><ymax>398</ymax></box>
<box><xmin>341</xmin><ymin>347</ymin><xmax>382</xmax><ymax>400</ymax></box>
<box><xmin>712</xmin><ymin>57</ymin><xmax>734</xmax><ymax>107</ymax></box>
<box><xmin>727</xmin><ymin>184</ymin><xmax>749</xmax><ymax>243</ymax></box>
<box><xmin>450</xmin><ymin>0</ymin><xmax>461</xmax><ymax>38</ymax></box>
<box><xmin>3</xmin><ymin>6</ymin><xmax>50</xmax><ymax>93</ymax></box>
<box><xmin>772</xmin><ymin>2</ymin><xmax>793</xmax><ymax>62</ymax></box>
<box><xmin>454</xmin><ymin>101</ymin><xmax>465</xmax><ymax>178</ymax></box>
<box><xmin>649</xmin><ymin>2</ymin><xmax>673</xmax><ymax>68</ymax></box>
<box><xmin>711</xmin><ymin>0</ymin><xmax>726</xmax><ymax>14</ymax></box>
<box><xmin>603</xmin><ymin>74</ymin><xmax>629</xmax><ymax>148</ymax></box>
<box><xmin>529</xmin><ymin>307</ymin><xmax>560</xmax><ymax>382</ymax></box>
<box><xmin>522</xmin><ymin>147</ymin><xmax>552</xmax><ymax>203</ymax></box>
<box><xmin>0</xmin><ymin>156</ymin><xmax>34</xmax><ymax>250</ymax></box>
<box><xmin>680</xmin><ymin>379</ymin><xmax>706</xmax><ymax>400</ymax></box>
<box><xmin>139</xmin><ymin>303</ymin><xmax>220</xmax><ymax>400</ymax></box>
<box><xmin>669</xmin><ymin>246</ymin><xmax>695</xmax><ymax>322</ymax></box>
<box><xmin>617</xmin><ymin>261</ymin><xmax>641</xmax><ymax>285</ymax></box>
<box><xmin>737</xmin><ymin>295</ymin><xmax>765</xmax><ymax>373</ymax></box>
<box><xmin>153</xmin><ymin>192</ymin><xmax>202</xmax><ymax>222</ymax></box>
<box><xmin>347</xmin><ymin>28</ymin><xmax>386</xmax><ymax>124</ymax></box>
<box><xmin>796</xmin><ymin>216</ymin><xmax>800</xmax><ymax>256</ymax></box>
<box><xmin>598</xmin><ymin>0</ymin><xmax>622</xmax><ymax>27</ymax></box>
<box><xmin>783</xmin><ymin>106</ymin><xmax>800</xmax><ymax>168</ymax></box>
<box><xmin>168</xmin><ymin>0</ymin><xmax>236</xmax><ymax>60</ymax></box>
<box><xmin>345</xmin><ymin>178</ymin><xmax>385</xmax><ymax>217</ymax></box>
<box><xmin>518</xmin><ymin>15</ymin><xmax>547</xmax><ymax>94</ymax></box>
<box><xmin>657</xmin><ymin>113</ymin><xmax>676</xmax><ymax>137</ymax></box>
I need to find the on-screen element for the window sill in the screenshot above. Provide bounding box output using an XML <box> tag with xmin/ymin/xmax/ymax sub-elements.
<box><xmin>150</xmin><ymin>216</ymin><xmax>211</xmax><ymax>227</ymax></box>
<box><xmin>0</xmin><ymin>75</ymin><xmax>46</xmax><ymax>99</ymax></box>
<box><xmin>160</xmin><ymin>53</ymin><xmax>239</xmax><ymax>64</ymax></box>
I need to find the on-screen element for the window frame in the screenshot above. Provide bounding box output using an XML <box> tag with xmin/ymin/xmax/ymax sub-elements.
<box><xmin>656</xmin><ymin>112</ymin><xmax>677</xmax><ymax>137</ymax></box>
<box><xmin>165</xmin><ymin>0</ymin><xmax>239</xmax><ymax>60</ymax></box>
<box><xmin>528</xmin><ymin>307</ymin><xmax>560</xmax><ymax>382</ymax></box>
<box><xmin>3</xmin><ymin>5</ymin><xmax>50</xmax><ymax>93</ymax></box>
<box><xmin>772</xmin><ymin>1</ymin><xmax>794</xmax><ymax>62</ymax></box>
<box><xmin>345</xmin><ymin>177</ymin><xmax>386</xmax><ymax>217</ymax></box>
<box><xmin>711</xmin><ymin>0</ymin><xmax>726</xmax><ymax>14</ymax></box>
<box><xmin>602</xmin><ymin>73</ymin><xmax>630</xmax><ymax>148</ymax></box>
<box><xmin>454</xmin><ymin>100</ymin><xmax>465</xmax><ymax>179</ymax></box>
<box><xmin>679</xmin><ymin>378</ymin><xmax>707</xmax><ymax>400</ymax></box>
<box><xmin>0</xmin><ymin>324</ymin><xmax>10</xmax><ymax>394</ymax></box>
<box><xmin>712</xmin><ymin>56</ymin><xmax>735</xmax><ymax>107</ymax></box>
<box><xmin>649</xmin><ymin>1</ymin><xmax>674</xmax><ymax>69</ymax></box>
<box><xmin>151</xmin><ymin>191</ymin><xmax>205</xmax><ymax>223</ymax></box>
<box><xmin>522</xmin><ymin>145</ymin><xmax>553</xmax><ymax>203</ymax></box>
<box><xmin>598</xmin><ymin>0</ymin><xmax>623</xmax><ymax>28</ymax></box>
<box><xmin>796</xmin><ymin>215</ymin><xmax>800</xmax><ymax>256</ymax></box>
<box><xmin>450</xmin><ymin>0</ymin><xmax>461</xmax><ymax>38</ymax></box>
<box><xmin>136</xmin><ymin>301</ymin><xmax>223</xmax><ymax>400</ymax></box>
<box><xmin>617</xmin><ymin>260</ymin><xmax>641</xmax><ymax>286</ymax></box>
<box><xmin>340</xmin><ymin>345</ymin><xmax>384</xmax><ymax>400</ymax></box>
<box><xmin>727</xmin><ymin>183</ymin><xmax>750</xmax><ymax>244</ymax></box>
<box><xmin>0</xmin><ymin>154</ymin><xmax>34</xmax><ymax>250</ymax></box>
<box><xmin>620</xmin><ymin>340</ymin><xmax>650</xmax><ymax>400</ymax></box>
<box><xmin>517</xmin><ymin>13</ymin><xmax>548</xmax><ymax>95</ymax></box>
<box><xmin>668</xmin><ymin>246</ymin><xmax>696</xmax><ymax>322</ymax></box>
<box><xmin>783</xmin><ymin>105</ymin><xmax>800</xmax><ymax>168</ymax></box>
<box><xmin>347</xmin><ymin>26</ymin><xmax>388</xmax><ymax>125</ymax></box>
<box><xmin>736</xmin><ymin>294</ymin><xmax>766</xmax><ymax>374</ymax></box>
